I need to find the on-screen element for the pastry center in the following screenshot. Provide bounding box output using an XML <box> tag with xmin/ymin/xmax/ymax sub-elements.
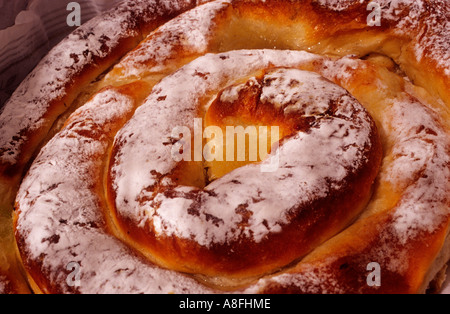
<box><xmin>108</xmin><ymin>55</ymin><xmax>382</xmax><ymax>279</ymax></box>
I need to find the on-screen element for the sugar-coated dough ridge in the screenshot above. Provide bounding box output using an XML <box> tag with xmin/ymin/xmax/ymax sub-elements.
<box><xmin>4</xmin><ymin>0</ymin><xmax>450</xmax><ymax>293</ymax></box>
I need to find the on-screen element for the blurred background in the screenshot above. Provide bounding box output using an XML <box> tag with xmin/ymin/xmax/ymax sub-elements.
<box><xmin>0</xmin><ymin>0</ymin><xmax>123</xmax><ymax>108</ymax></box>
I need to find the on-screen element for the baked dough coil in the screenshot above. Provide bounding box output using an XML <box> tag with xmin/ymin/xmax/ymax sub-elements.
<box><xmin>1</xmin><ymin>0</ymin><xmax>449</xmax><ymax>294</ymax></box>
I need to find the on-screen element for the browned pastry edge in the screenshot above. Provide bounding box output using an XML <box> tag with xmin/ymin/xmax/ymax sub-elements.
<box><xmin>3</xmin><ymin>0</ymin><xmax>450</xmax><ymax>294</ymax></box>
<box><xmin>0</xmin><ymin>0</ymin><xmax>203</xmax><ymax>295</ymax></box>
<box><xmin>0</xmin><ymin>0</ymin><xmax>201</xmax><ymax>202</ymax></box>
<box><xmin>107</xmin><ymin>68</ymin><xmax>383</xmax><ymax>279</ymax></box>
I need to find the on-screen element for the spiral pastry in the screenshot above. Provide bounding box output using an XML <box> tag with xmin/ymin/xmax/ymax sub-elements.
<box><xmin>1</xmin><ymin>0</ymin><xmax>449</xmax><ymax>294</ymax></box>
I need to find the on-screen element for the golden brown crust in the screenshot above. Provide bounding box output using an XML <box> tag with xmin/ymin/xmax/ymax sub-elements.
<box><xmin>3</xmin><ymin>0</ymin><xmax>450</xmax><ymax>294</ymax></box>
<box><xmin>0</xmin><ymin>0</ymin><xmax>200</xmax><ymax>191</ymax></box>
<box><xmin>0</xmin><ymin>0</ymin><xmax>203</xmax><ymax>294</ymax></box>
<box><xmin>107</xmin><ymin>67</ymin><xmax>383</xmax><ymax>280</ymax></box>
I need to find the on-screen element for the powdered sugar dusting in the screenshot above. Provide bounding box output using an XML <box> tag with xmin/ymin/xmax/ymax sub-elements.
<box><xmin>261</xmin><ymin>68</ymin><xmax>348</xmax><ymax>116</ymax></box>
<box><xmin>15</xmin><ymin>88</ymin><xmax>216</xmax><ymax>293</ymax></box>
<box><xmin>314</xmin><ymin>0</ymin><xmax>365</xmax><ymax>11</ymax></box>
<box><xmin>321</xmin><ymin>57</ymin><xmax>363</xmax><ymax>84</ymax></box>
<box><xmin>244</xmin><ymin>59</ymin><xmax>450</xmax><ymax>293</ymax></box>
<box><xmin>220</xmin><ymin>79</ymin><xmax>255</xmax><ymax>103</ymax></box>
<box><xmin>111</xmin><ymin>50</ymin><xmax>318</xmax><ymax>225</ymax></box>
<box><xmin>314</xmin><ymin>0</ymin><xmax>449</xmax><ymax>77</ymax></box>
<box><xmin>385</xmin><ymin>97</ymin><xmax>450</xmax><ymax>244</ymax></box>
<box><xmin>245</xmin><ymin>259</ymin><xmax>346</xmax><ymax>294</ymax></box>
<box><xmin>9</xmin><ymin>0</ymin><xmax>450</xmax><ymax>294</ymax></box>
<box><xmin>107</xmin><ymin>0</ymin><xmax>231</xmax><ymax>79</ymax></box>
<box><xmin>111</xmin><ymin>50</ymin><xmax>375</xmax><ymax>247</ymax></box>
<box><xmin>0</xmin><ymin>0</ymin><xmax>196</xmax><ymax>165</ymax></box>
<box><xmin>376</xmin><ymin>0</ymin><xmax>449</xmax><ymax>74</ymax></box>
